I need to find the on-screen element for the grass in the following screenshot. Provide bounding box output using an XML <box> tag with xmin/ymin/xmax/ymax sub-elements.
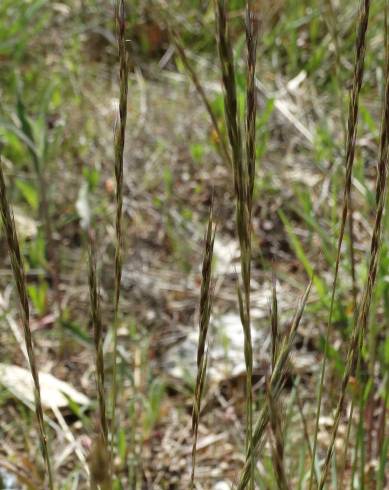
<box><xmin>0</xmin><ymin>155</ymin><xmax>54</xmax><ymax>489</ymax></box>
<box><xmin>190</xmin><ymin>203</ymin><xmax>216</xmax><ymax>488</ymax></box>
<box><xmin>88</xmin><ymin>237</ymin><xmax>109</xmax><ymax>484</ymax></box>
<box><xmin>1</xmin><ymin>0</ymin><xmax>389</xmax><ymax>488</ymax></box>
<box><xmin>318</xmin><ymin>8</ymin><xmax>389</xmax><ymax>486</ymax></box>
<box><xmin>309</xmin><ymin>1</ymin><xmax>371</xmax><ymax>487</ymax></box>
<box><xmin>110</xmin><ymin>0</ymin><xmax>129</xmax><ymax>469</ymax></box>
<box><xmin>213</xmin><ymin>0</ymin><xmax>258</xmax><ymax>486</ymax></box>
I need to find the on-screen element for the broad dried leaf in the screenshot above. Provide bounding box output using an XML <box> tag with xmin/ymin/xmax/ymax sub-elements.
<box><xmin>0</xmin><ymin>363</ymin><xmax>89</xmax><ymax>409</ymax></box>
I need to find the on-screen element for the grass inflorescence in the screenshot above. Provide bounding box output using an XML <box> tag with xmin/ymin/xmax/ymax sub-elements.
<box><xmin>110</xmin><ymin>0</ymin><xmax>129</xmax><ymax>461</ymax></box>
<box><xmin>237</xmin><ymin>280</ymin><xmax>312</xmax><ymax>490</ymax></box>
<box><xmin>309</xmin><ymin>1</ymin><xmax>371</xmax><ymax>487</ymax></box>
<box><xmin>3</xmin><ymin>0</ymin><xmax>389</xmax><ymax>488</ymax></box>
<box><xmin>318</xmin><ymin>5</ymin><xmax>389</xmax><ymax>486</ymax></box>
<box><xmin>88</xmin><ymin>239</ymin><xmax>109</xmax><ymax>447</ymax></box>
<box><xmin>0</xmin><ymin>156</ymin><xmax>54</xmax><ymax>489</ymax></box>
<box><xmin>213</xmin><ymin>1</ymin><xmax>259</xmax><ymax>486</ymax></box>
<box><xmin>190</xmin><ymin>203</ymin><xmax>216</xmax><ymax>488</ymax></box>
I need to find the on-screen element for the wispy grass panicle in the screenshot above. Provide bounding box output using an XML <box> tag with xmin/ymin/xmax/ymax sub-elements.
<box><xmin>267</xmin><ymin>384</ymin><xmax>289</xmax><ymax>490</ymax></box>
<box><xmin>237</xmin><ymin>280</ymin><xmax>312</xmax><ymax>490</ymax></box>
<box><xmin>190</xmin><ymin>203</ymin><xmax>216</xmax><ymax>489</ymax></box>
<box><xmin>0</xmin><ymin>157</ymin><xmax>54</xmax><ymax>490</ymax></box>
<box><xmin>318</xmin><ymin>11</ymin><xmax>389</xmax><ymax>487</ymax></box>
<box><xmin>111</xmin><ymin>0</ymin><xmax>129</xmax><ymax>456</ymax></box>
<box><xmin>309</xmin><ymin>1</ymin><xmax>371</xmax><ymax>487</ymax></box>
<box><xmin>88</xmin><ymin>240</ymin><xmax>108</xmax><ymax>446</ymax></box>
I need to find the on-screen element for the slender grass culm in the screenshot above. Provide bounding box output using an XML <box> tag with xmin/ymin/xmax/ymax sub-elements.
<box><xmin>88</xmin><ymin>240</ymin><xmax>109</xmax><ymax>438</ymax></box>
<box><xmin>213</xmin><ymin>1</ymin><xmax>258</xmax><ymax>487</ymax></box>
<box><xmin>154</xmin><ymin>0</ymin><xmax>232</xmax><ymax>166</ymax></box>
<box><xmin>0</xmin><ymin>156</ymin><xmax>54</xmax><ymax>489</ymax></box>
<box><xmin>190</xmin><ymin>204</ymin><xmax>216</xmax><ymax>489</ymax></box>
<box><xmin>169</xmin><ymin>28</ymin><xmax>232</xmax><ymax>168</ymax></box>
<box><xmin>110</xmin><ymin>0</ymin><xmax>129</xmax><ymax>463</ymax></box>
<box><xmin>268</xmin><ymin>277</ymin><xmax>289</xmax><ymax>488</ymax></box>
<box><xmin>318</xmin><ymin>13</ymin><xmax>389</xmax><ymax>487</ymax></box>
<box><xmin>270</xmin><ymin>276</ymin><xmax>279</xmax><ymax>371</ymax></box>
<box><xmin>308</xmin><ymin>1</ymin><xmax>371</xmax><ymax>488</ymax></box>
<box><xmin>244</xmin><ymin>13</ymin><xmax>259</xmax><ymax>483</ymax></box>
<box><xmin>88</xmin><ymin>239</ymin><xmax>110</xmax><ymax>489</ymax></box>
<box><xmin>237</xmin><ymin>280</ymin><xmax>312</xmax><ymax>490</ymax></box>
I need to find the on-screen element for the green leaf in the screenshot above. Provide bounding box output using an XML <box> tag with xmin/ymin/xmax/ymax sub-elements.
<box><xmin>61</xmin><ymin>319</ymin><xmax>92</xmax><ymax>346</ymax></box>
<box><xmin>189</xmin><ymin>142</ymin><xmax>204</xmax><ymax>163</ymax></box>
<box><xmin>16</xmin><ymin>179</ymin><xmax>39</xmax><ymax>211</ymax></box>
<box><xmin>27</xmin><ymin>281</ymin><xmax>48</xmax><ymax>315</ymax></box>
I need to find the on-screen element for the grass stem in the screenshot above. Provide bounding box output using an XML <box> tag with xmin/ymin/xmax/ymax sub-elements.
<box><xmin>318</xmin><ymin>10</ymin><xmax>389</xmax><ymax>485</ymax></box>
<box><xmin>110</xmin><ymin>0</ymin><xmax>129</xmax><ymax>466</ymax></box>
<box><xmin>0</xmin><ymin>156</ymin><xmax>54</xmax><ymax>489</ymax></box>
<box><xmin>190</xmin><ymin>204</ymin><xmax>216</xmax><ymax>489</ymax></box>
<box><xmin>308</xmin><ymin>2</ymin><xmax>371</xmax><ymax>487</ymax></box>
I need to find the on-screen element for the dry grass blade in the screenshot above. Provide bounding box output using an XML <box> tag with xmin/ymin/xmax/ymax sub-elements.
<box><xmin>168</xmin><ymin>28</ymin><xmax>232</xmax><ymax>168</ymax></box>
<box><xmin>308</xmin><ymin>1</ymin><xmax>371</xmax><ymax>487</ymax></box>
<box><xmin>236</xmin><ymin>280</ymin><xmax>312</xmax><ymax>490</ymax></box>
<box><xmin>111</xmin><ymin>0</ymin><xmax>129</xmax><ymax>456</ymax></box>
<box><xmin>190</xmin><ymin>205</ymin><xmax>216</xmax><ymax>488</ymax></box>
<box><xmin>0</xmin><ymin>157</ymin><xmax>54</xmax><ymax>490</ymax></box>
<box><xmin>88</xmin><ymin>241</ymin><xmax>109</xmax><ymax>446</ymax></box>
<box><xmin>318</xmin><ymin>14</ymin><xmax>389</xmax><ymax>487</ymax></box>
<box><xmin>267</xmin><ymin>384</ymin><xmax>289</xmax><ymax>490</ymax></box>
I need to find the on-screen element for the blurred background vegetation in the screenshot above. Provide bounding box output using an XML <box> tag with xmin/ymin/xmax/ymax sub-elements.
<box><xmin>0</xmin><ymin>0</ymin><xmax>389</xmax><ymax>488</ymax></box>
